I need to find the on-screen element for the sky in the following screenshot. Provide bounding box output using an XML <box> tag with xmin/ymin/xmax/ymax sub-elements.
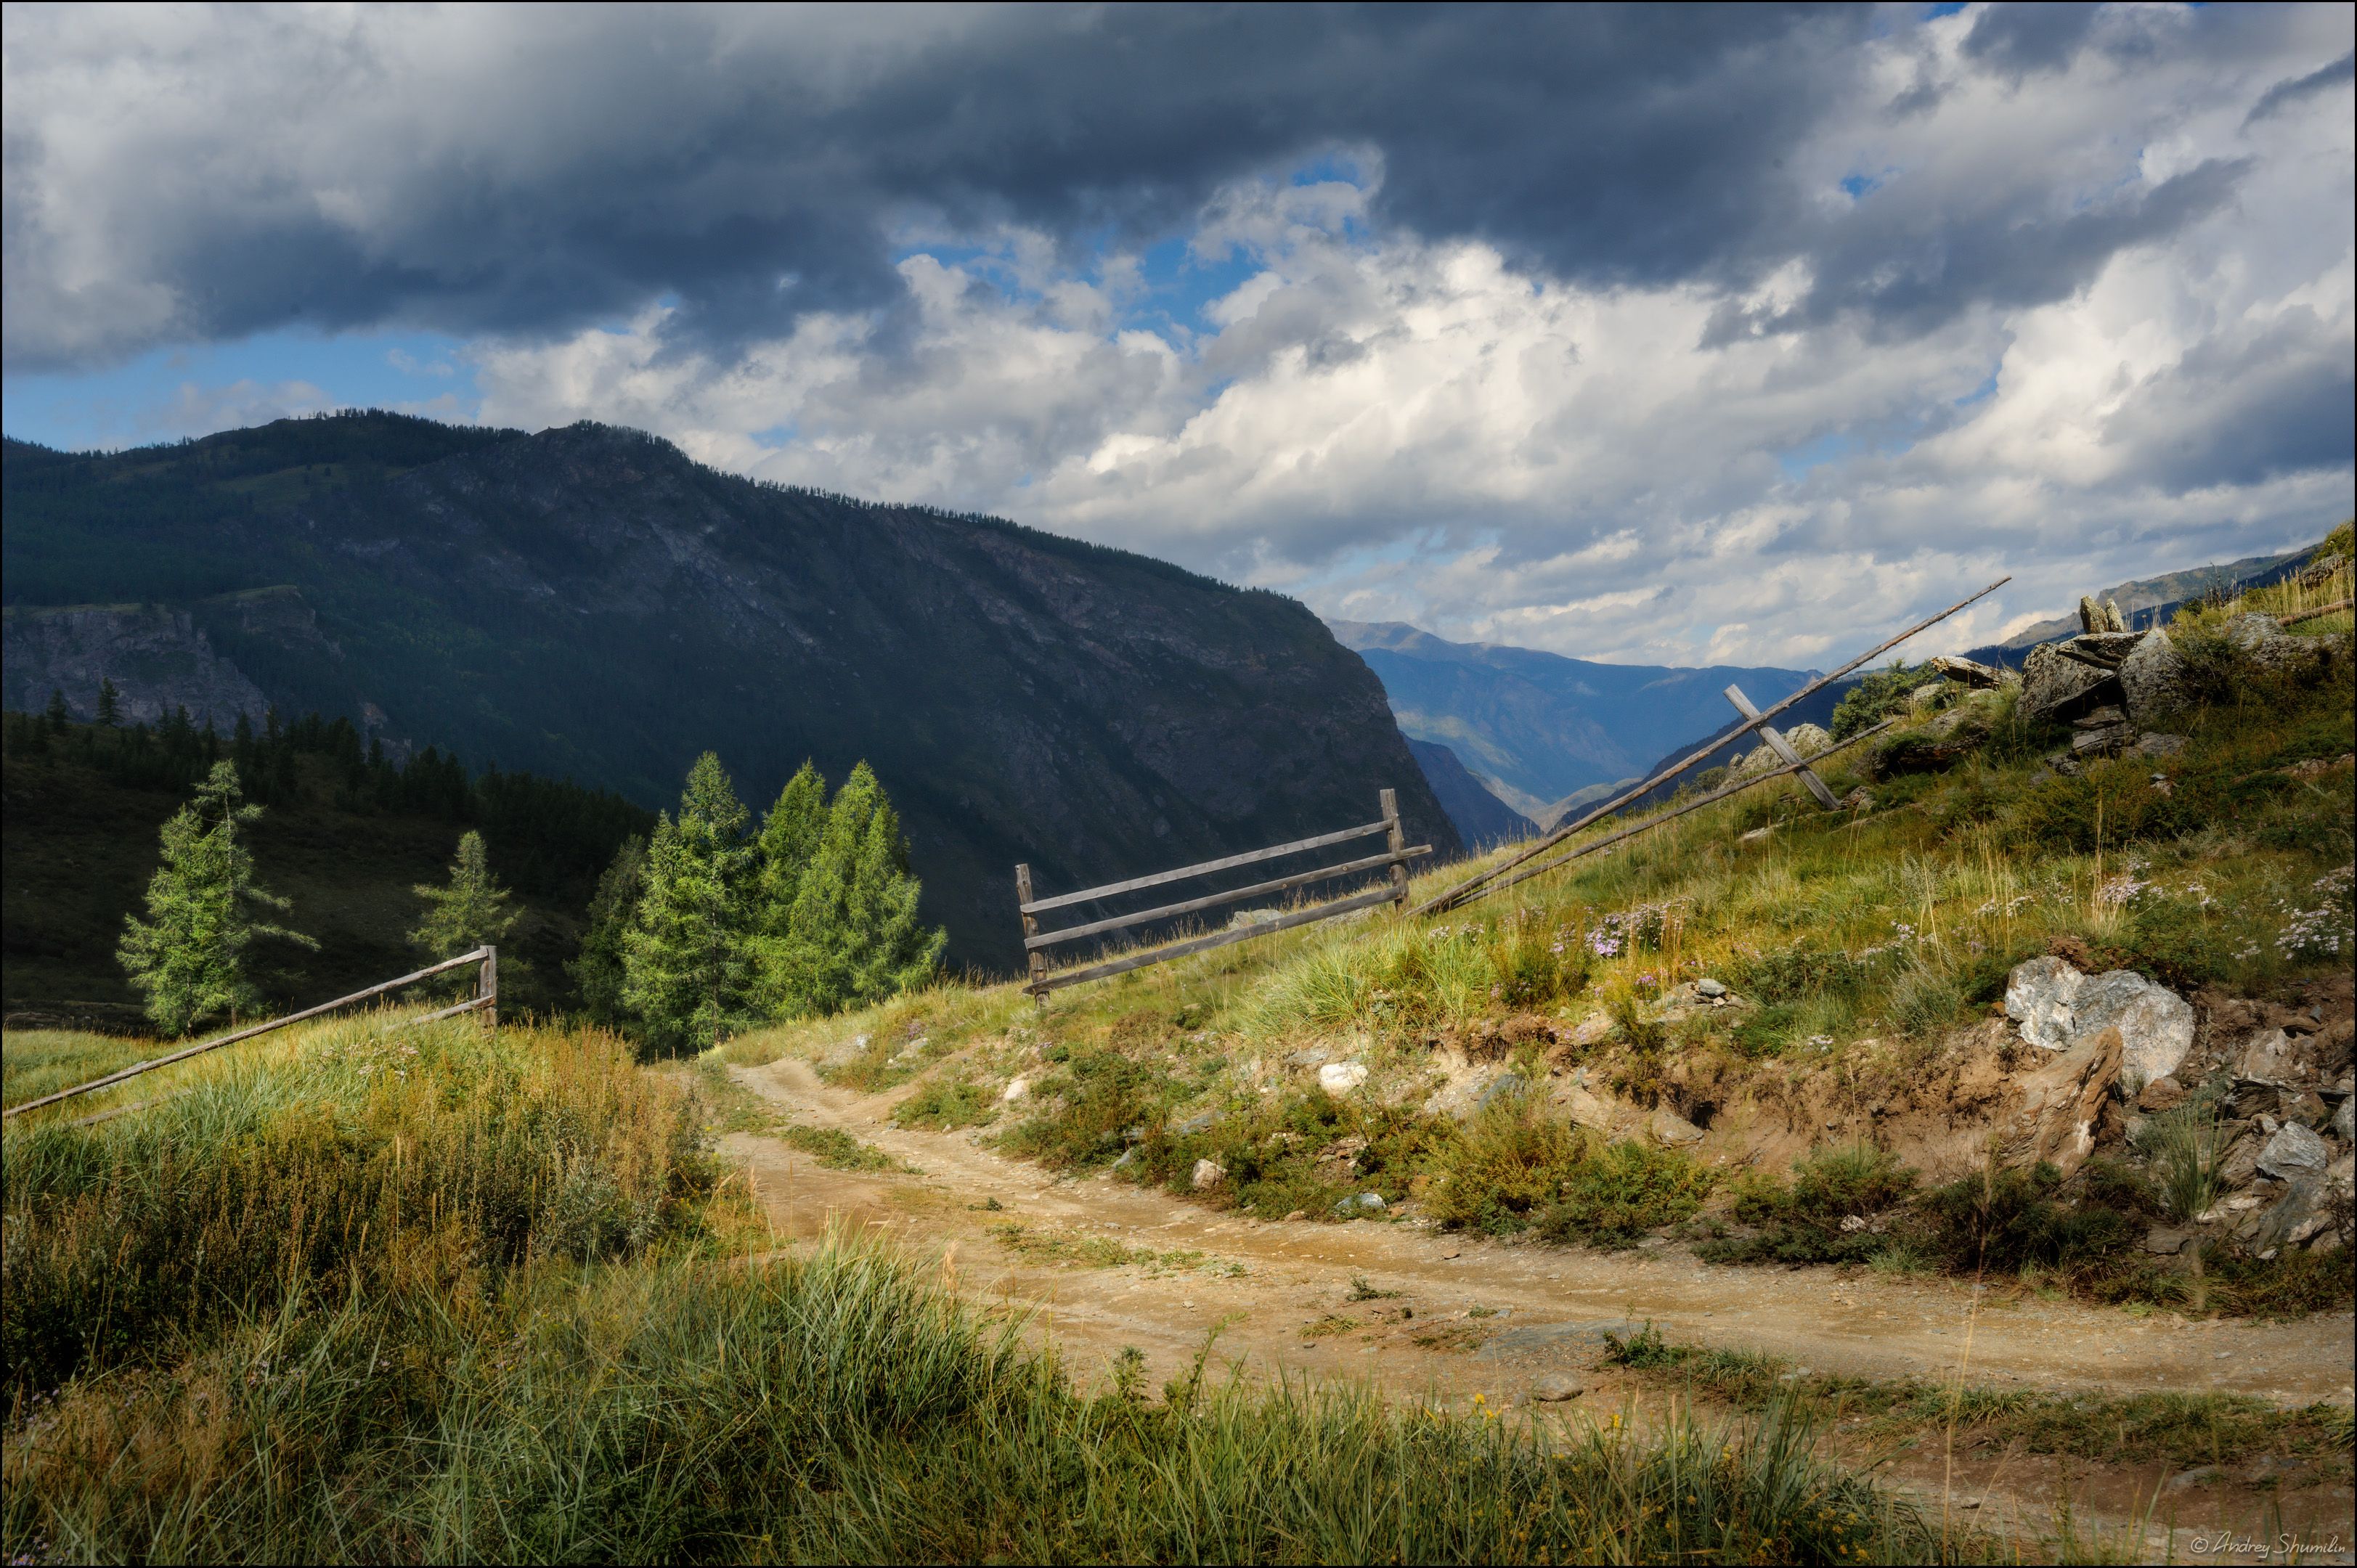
<box><xmin>4</xmin><ymin>2</ymin><xmax>2353</xmax><ymax>668</ymax></box>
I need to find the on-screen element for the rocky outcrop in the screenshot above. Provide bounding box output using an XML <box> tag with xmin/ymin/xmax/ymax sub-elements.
<box><xmin>2</xmin><ymin>601</ymin><xmax>274</xmax><ymax>726</ymax></box>
<box><xmin>2117</xmin><ymin>626</ymin><xmax>2189</xmax><ymax>725</ymax></box>
<box><xmin>2003</xmin><ymin>956</ymin><xmax>2193</xmax><ymax>1094</ymax></box>
<box><xmin>2018</xmin><ymin>640</ymin><xmax>2114</xmax><ymax>722</ymax></box>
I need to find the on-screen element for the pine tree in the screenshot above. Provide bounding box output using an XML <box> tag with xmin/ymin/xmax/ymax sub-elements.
<box><xmin>44</xmin><ymin>687</ymin><xmax>69</xmax><ymax>732</ymax></box>
<box><xmin>749</xmin><ymin>761</ymin><xmax>828</xmax><ymax>1014</ymax></box>
<box><xmin>409</xmin><ymin>830</ymin><xmax>518</xmax><ymax>958</ymax></box>
<box><xmin>569</xmin><ymin>834</ymin><xmax>647</xmax><ymax>1026</ymax></box>
<box><xmin>95</xmin><ymin>678</ymin><xmax>121</xmax><ymax>727</ymax></box>
<box><xmin>777</xmin><ymin>762</ymin><xmax>943</xmax><ymax>1016</ymax></box>
<box><xmin>118</xmin><ymin>761</ymin><xmax>316</xmax><ymax>1035</ymax></box>
<box><xmin>622</xmin><ymin>753</ymin><xmax>754</xmax><ymax>1055</ymax></box>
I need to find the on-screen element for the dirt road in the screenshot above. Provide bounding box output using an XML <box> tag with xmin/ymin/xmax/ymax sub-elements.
<box><xmin>725</xmin><ymin>1054</ymin><xmax>2357</xmax><ymax>1559</ymax></box>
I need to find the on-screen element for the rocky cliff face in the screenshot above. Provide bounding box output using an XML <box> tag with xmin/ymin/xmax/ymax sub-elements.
<box><xmin>3</xmin><ymin>417</ymin><xmax>1457</xmax><ymax>969</ymax></box>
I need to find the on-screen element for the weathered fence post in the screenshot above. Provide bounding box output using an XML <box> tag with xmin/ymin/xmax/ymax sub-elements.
<box><xmin>1015</xmin><ymin>864</ymin><xmax>1048</xmax><ymax>1001</ymax></box>
<box><xmin>480</xmin><ymin>944</ymin><xmax>499</xmax><ymax>1032</ymax></box>
<box><xmin>1722</xmin><ymin>684</ymin><xmax>1839</xmax><ymax>810</ymax></box>
<box><xmin>1380</xmin><ymin>788</ymin><xmax>1408</xmax><ymax>908</ymax></box>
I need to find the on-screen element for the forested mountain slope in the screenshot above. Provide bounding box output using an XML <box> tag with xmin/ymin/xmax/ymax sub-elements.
<box><xmin>2</xmin><ymin>414</ymin><xmax>1457</xmax><ymax>971</ymax></box>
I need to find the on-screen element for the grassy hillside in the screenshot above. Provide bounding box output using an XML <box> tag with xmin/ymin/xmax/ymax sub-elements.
<box><xmin>721</xmin><ymin>556</ymin><xmax>2356</xmax><ymax>1315</ymax></box>
<box><xmin>1</xmin><ymin>711</ymin><xmax>649</xmax><ymax>1026</ymax></box>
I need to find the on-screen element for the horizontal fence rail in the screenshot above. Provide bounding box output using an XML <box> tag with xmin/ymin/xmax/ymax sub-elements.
<box><xmin>1018</xmin><ymin>791</ymin><xmax>1428</xmax><ymax>997</ymax></box>
<box><xmin>4</xmin><ymin>946</ymin><xmax>498</xmax><ymax>1122</ymax></box>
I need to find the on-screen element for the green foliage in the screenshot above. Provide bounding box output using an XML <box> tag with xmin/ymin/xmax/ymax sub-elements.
<box><xmin>1425</xmin><ymin>1095</ymin><xmax>1713</xmax><ymax>1244</ymax></box>
<box><xmin>894</xmin><ymin>1075</ymin><xmax>996</xmax><ymax>1131</ymax></box>
<box><xmin>2139</xmin><ymin>1092</ymin><xmax>2228</xmax><ymax>1222</ymax></box>
<box><xmin>116</xmin><ymin>761</ymin><xmax>317</xmax><ymax>1034</ymax></box>
<box><xmin>622</xmin><ymin>754</ymin><xmax>757</xmax><ymax>1056</ymax></box>
<box><xmin>1699</xmin><ymin>1144</ymin><xmax>1916</xmax><ymax>1266</ymax></box>
<box><xmin>1913</xmin><ymin>1162</ymin><xmax>2138</xmax><ymax>1274</ymax></box>
<box><xmin>407</xmin><ymin>829</ymin><xmax>518</xmax><ymax>960</ymax></box>
<box><xmin>568</xmin><ymin>834</ymin><xmax>647</xmax><ymax>1026</ymax></box>
<box><xmin>770</xmin><ymin>762</ymin><xmax>946</xmax><ymax>1018</ymax></box>
<box><xmin>1537</xmin><ymin>1136</ymin><xmax>1717</xmax><ymax>1249</ymax></box>
<box><xmin>1829</xmin><ymin>661</ymin><xmax>1941</xmax><ymax>740</ymax></box>
<box><xmin>750</xmin><ymin>761</ymin><xmax>827</xmax><ymax>1008</ymax></box>
<box><xmin>94</xmin><ymin>677</ymin><xmax>121</xmax><ymax>727</ymax></box>
<box><xmin>777</xmin><ymin>1123</ymin><xmax>899</xmax><ymax>1171</ymax></box>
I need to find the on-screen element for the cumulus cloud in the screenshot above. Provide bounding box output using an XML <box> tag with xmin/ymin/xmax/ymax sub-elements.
<box><xmin>5</xmin><ymin>2</ymin><xmax>2353</xmax><ymax>666</ymax></box>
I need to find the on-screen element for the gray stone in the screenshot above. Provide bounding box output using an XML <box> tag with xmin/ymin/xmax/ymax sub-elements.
<box><xmin>2218</xmin><ymin>1132</ymin><xmax>2265</xmax><ymax>1190</ymax></box>
<box><xmin>2257</xmin><ymin>1122</ymin><xmax>2329</xmax><ymax>1180</ymax></box>
<box><xmin>1174</xmin><ymin>1108</ymin><xmax>1220</xmax><ymax>1137</ymax></box>
<box><xmin>2226</xmin><ymin>612</ymin><xmax>2322</xmax><ymax>675</ymax></box>
<box><xmin>1190</xmin><ymin>1158</ymin><xmax>1226</xmax><ymax>1190</ymax></box>
<box><xmin>1784</xmin><ymin>722</ymin><xmax>1832</xmax><ymax>755</ymax></box>
<box><xmin>1286</xmin><ymin>1048</ymin><xmax>1330</xmax><ymax>1069</ymax></box>
<box><xmin>1650</xmin><ymin>1108</ymin><xmax>1706</xmax><ymax>1146</ymax></box>
<box><xmin>2020</xmin><ymin>640</ymin><xmax>2117</xmax><ymax>722</ymax></box>
<box><xmin>2119</xmin><ymin>627</ymin><xmax>2189</xmax><ymax>724</ymax></box>
<box><xmin>1476</xmin><ymin>1073</ymin><xmax>1528</xmax><ymax>1111</ymax></box>
<box><xmin>2131</xmin><ymin>731</ymin><xmax>2187</xmax><ymax>758</ymax></box>
<box><xmin>2141</xmin><ymin>1226</ymin><xmax>2189</xmax><ymax>1255</ymax></box>
<box><xmin>2004</xmin><ymin>956</ymin><xmax>2084</xmax><ymax>1052</ymax></box>
<box><xmin>1332</xmin><ymin>1191</ymin><xmax>1386</xmax><ymax>1215</ymax></box>
<box><xmin>1318</xmin><ymin>1061</ymin><xmax>1369</xmax><ymax>1095</ymax></box>
<box><xmin>1473</xmin><ymin>1320</ymin><xmax>1643</xmax><ymax>1360</ymax></box>
<box><xmin>1530</xmin><ymin>1373</ymin><xmax>1584</xmax><ymax>1402</ymax></box>
<box><xmin>1929</xmin><ymin>654</ymin><xmax>2006</xmax><ymax>688</ymax></box>
<box><xmin>1696</xmin><ymin>978</ymin><xmax>1727</xmax><ymax>998</ymax></box>
<box><xmin>2334</xmin><ymin>1097</ymin><xmax>2353</xmax><ymax>1143</ymax></box>
<box><xmin>2071</xmin><ymin>969</ymin><xmax>2195</xmax><ymax>1095</ymax></box>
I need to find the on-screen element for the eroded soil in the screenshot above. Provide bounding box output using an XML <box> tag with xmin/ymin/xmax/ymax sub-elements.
<box><xmin>725</xmin><ymin>1054</ymin><xmax>2356</xmax><ymax>1563</ymax></box>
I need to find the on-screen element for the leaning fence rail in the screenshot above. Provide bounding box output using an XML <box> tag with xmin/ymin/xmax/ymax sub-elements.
<box><xmin>1017</xmin><ymin>791</ymin><xmax>1429</xmax><ymax>997</ymax></box>
<box><xmin>3</xmin><ymin>945</ymin><xmax>497</xmax><ymax>1122</ymax></box>
<box><xmin>1413</xmin><ymin>576</ymin><xmax>2011</xmax><ymax>916</ymax></box>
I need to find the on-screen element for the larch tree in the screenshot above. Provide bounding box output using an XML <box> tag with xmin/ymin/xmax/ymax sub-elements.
<box><xmin>569</xmin><ymin>833</ymin><xmax>647</xmax><ymax>1026</ymax></box>
<box><xmin>749</xmin><ymin>761</ymin><xmax>827</xmax><ymax>1016</ymax></box>
<box><xmin>118</xmin><ymin>760</ymin><xmax>316</xmax><ymax>1035</ymax></box>
<box><xmin>622</xmin><ymin>752</ymin><xmax>754</xmax><ymax>1055</ymax></box>
<box><xmin>410</xmin><ymin>829</ymin><xmax>518</xmax><ymax>959</ymax></box>
<box><xmin>780</xmin><ymin>761</ymin><xmax>943</xmax><ymax>1016</ymax></box>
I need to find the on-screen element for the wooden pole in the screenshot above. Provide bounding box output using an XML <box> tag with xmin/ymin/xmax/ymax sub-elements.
<box><xmin>1380</xmin><ymin>788</ymin><xmax>1408</xmax><ymax>908</ymax></box>
<box><xmin>480</xmin><ymin>944</ymin><xmax>498</xmax><ymax>1033</ymax></box>
<box><xmin>1724</xmin><ymin>683</ymin><xmax>1839</xmax><ymax>809</ymax></box>
<box><xmin>4</xmin><ymin>947</ymin><xmax>491</xmax><ymax>1120</ymax></box>
<box><xmin>1412</xmin><ymin>576</ymin><xmax>2010</xmax><ymax>915</ymax></box>
<box><xmin>1014</xmin><ymin>864</ymin><xmax>1047</xmax><ymax>1001</ymax></box>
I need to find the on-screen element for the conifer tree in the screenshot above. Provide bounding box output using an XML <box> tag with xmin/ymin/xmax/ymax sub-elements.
<box><xmin>778</xmin><ymin>762</ymin><xmax>943</xmax><ymax>1016</ymax></box>
<box><xmin>410</xmin><ymin>830</ymin><xmax>518</xmax><ymax>958</ymax></box>
<box><xmin>622</xmin><ymin>752</ymin><xmax>754</xmax><ymax>1054</ymax></box>
<box><xmin>118</xmin><ymin>760</ymin><xmax>316</xmax><ymax>1035</ymax></box>
<box><xmin>96</xmin><ymin>678</ymin><xmax>121</xmax><ymax>727</ymax></box>
<box><xmin>750</xmin><ymin>761</ymin><xmax>827</xmax><ymax>1013</ymax></box>
<box><xmin>569</xmin><ymin>833</ymin><xmax>647</xmax><ymax>1026</ymax></box>
<box><xmin>44</xmin><ymin>687</ymin><xmax>69</xmax><ymax>732</ymax></box>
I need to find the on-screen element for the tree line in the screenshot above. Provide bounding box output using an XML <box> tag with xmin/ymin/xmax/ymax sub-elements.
<box><xmin>104</xmin><ymin>738</ymin><xmax>940</xmax><ymax>1050</ymax></box>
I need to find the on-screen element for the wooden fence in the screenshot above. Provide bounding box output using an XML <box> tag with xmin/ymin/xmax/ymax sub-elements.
<box><xmin>3</xmin><ymin>945</ymin><xmax>498</xmax><ymax>1122</ymax></box>
<box><xmin>1016</xmin><ymin>790</ymin><xmax>1430</xmax><ymax>997</ymax></box>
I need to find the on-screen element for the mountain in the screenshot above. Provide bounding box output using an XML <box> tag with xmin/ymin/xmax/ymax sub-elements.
<box><xmin>1404</xmin><ymin>739</ymin><xmax>1535</xmax><ymax>850</ymax></box>
<box><xmin>1</xmin><ymin>413</ymin><xmax>1459</xmax><ymax>972</ymax></box>
<box><xmin>1324</xmin><ymin>618</ymin><xmax>1816</xmax><ymax>807</ymax></box>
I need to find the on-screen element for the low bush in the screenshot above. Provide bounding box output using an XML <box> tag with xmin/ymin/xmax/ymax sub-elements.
<box><xmin>1427</xmin><ymin>1095</ymin><xmax>1714</xmax><ymax>1244</ymax></box>
<box><xmin>1913</xmin><ymin>1162</ymin><xmax>2137</xmax><ymax>1275</ymax></box>
<box><xmin>1698</xmin><ymin>1143</ymin><xmax>1916</xmax><ymax>1267</ymax></box>
<box><xmin>893</xmin><ymin>1074</ymin><xmax>996</xmax><ymax>1130</ymax></box>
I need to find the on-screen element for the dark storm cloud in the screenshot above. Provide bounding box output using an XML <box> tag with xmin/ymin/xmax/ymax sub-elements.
<box><xmin>1961</xmin><ymin>3</ymin><xmax>2103</xmax><ymax>78</ymax></box>
<box><xmin>4</xmin><ymin>2</ymin><xmax>2295</xmax><ymax>375</ymax></box>
<box><xmin>2244</xmin><ymin>48</ymin><xmax>2356</xmax><ymax>124</ymax></box>
<box><xmin>2104</xmin><ymin>309</ymin><xmax>2357</xmax><ymax>494</ymax></box>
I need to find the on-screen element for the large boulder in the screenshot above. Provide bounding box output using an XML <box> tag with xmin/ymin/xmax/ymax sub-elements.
<box><xmin>2004</xmin><ymin>957</ymin><xmax>2084</xmax><ymax>1051</ymax></box>
<box><xmin>2019</xmin><ymin>642</ymin><xmax>2117</xmax><ymax>722</ymax></box>
<box><xmin>2226</xmin><ymin>613</ymin><xmax>2323</xmax><ymax>675</ymax></box>
<box><xmin>2073</xmin><ymin>970</ymin><xmax>2195</xmax><ymax>1095</ymax></box>
<box><xmin>1998</xmin><ymin>1022</ymin><xmax>2125</xmax><ymax>1177</ymax></box>
<box><xmin>2118</xmin><ymin>626</ymin><xmax>2190</xmax><ymax>725</ymax></box>
<box><xmin>2258</xmin><ymin>1122</ymin><xmax>2329</xmax><ymax>1180</ymax></box>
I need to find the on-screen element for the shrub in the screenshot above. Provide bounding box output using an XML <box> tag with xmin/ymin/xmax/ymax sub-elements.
<box><xmin>1830</xmin><ymin>662</ymin><xmax>1942</xmax><ymax>740</ymax></box>
<box><xmin>1913</xmin><ymin>1162</ymin><xmax>2136</xmax><ymax>1275</ymax></box>
<box><xmin>1537</xmin><ymin>1138</ymin><xmax>1716</xmax><ymax>1249</ymax></box>
<box><xmin>1425</xmin><ymin>1093</ymin><xmax>1580</xmax><ymax>1234</ymax></box>
<box><xmin>894</xmin><ymin>1075</ymin><xmax>996</xmax><ymax>1130</ymax></box>
<box><xmin>1698</xmin><ymin>1144</ymin><xmax>1915</xmax><ymax>1266</ymax></box>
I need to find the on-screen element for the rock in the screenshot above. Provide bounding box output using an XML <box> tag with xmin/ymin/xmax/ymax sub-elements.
<box><xmin>1530</xmin><ymin>1373</ymin><xmax>1584</xmax><ymax>1402</ymax></box>
<box><xmin>1738</xmin><ymin>824</ymin><xmax>1775</xmax><ymax>844</ymax></box>
<box><xmin>2005</xmin><ymin>956</ymin><xmax>2085</xmax><ymax>1051</ymax></box>
<box><xmin>2235</xmin><ymin>1028</ymin><xmax>2298</xmax><ymax>1082</ymax></box>
<box><xmin>2136</xmin><ymin>1076</ymin><xmax>2188</xmax><ymax>1113</ymax></box>
<box><xmin>2258</xmin><ymin>1122</ymin><xmax>2329</xmax><ymax>1180</ymax></box>
<box><xmin>1840</xmin><ymin>786</ymin><xmax>1873</xmax><ymax>810</ymax></box>
<box><xmin>1001</xmin><ymin>1076</ymin><xmax>1030</xmax><ymax>1103</ymax></box>
<box><xmin>1333</xmin><ymin>1192</ymin><xmax>1385</xmax><ymax>1216</ymax></box>
<box><xmin>1228</xmin><ymin>907</ymin><xmax>1283</xmax><ymax>931</ymax></box>
<box><xmin>1568</xmin><ymin>1014</ymin><xmax>1613</xmax><ymax>1048</ymax></box>
<box><xmin>2334</xmin><ymin>1097</ymin><xmax>2353</xmax><ymax>1143</ymax></box>
<box><xmin>1650</xmin><ymin>1108</ymin><xmax>1706</xmax><ymax>1147</ymax></box>
<box><xmin>1174</xmin><ymin>1109</ymin><xmax>1221</xmax><ymax>1137</ymax></box>
<box><xmin>2020</xmin><ymin>640</ymin><xmax>2117</xmax><ymax>722</ymax></box>
<box><xmin>1190</xmin><ymin>1158</ymin><xmax>1226</xmax><ymax>1190</ymax></box>
<box><xmin>1287</xmin><ymin>1047</ymin><xmax>1331</xmax><ymax>1069</ymax></box>
<box><xmin>1838</xmin><ymin>1214</ymin><xmax>1869</xmax><ymax>1233</ymax></box>
<box><xmin>1929</xmin><ymin>653</ymin><xmax>2006</xmax><ymax>687</ymax></box>
<box><xmin>1112</xmin><ymin>1148</ymin><xmax>1140</xmax><ymax>1172</ymax></box>
<box><xmin>1318</xmin><ymin>1061</ymin><xmax>1369</xmax><ymax>1095</ymax></box>
<box><xmin>2000</xmin><ymin>1024</ymin><xmax>2125</xmax><ymax>1177</ymax></box>
<box><xmin>2072</xmin><ymin>970</ymin><xmax>2194</xmax><ymax>1095</ymax></box>
<box><xmin>1476</xmin><ymin>1073</ymin><xmax>1528</xmax><ymax>1111</ymax></box>
<box><xmin>1281</xmin><ymin>1209</ymin><xmax>1308</xmax><ymax>1222</ymax></box>
<box><xmin>2119</xmin><ymin>626</ymin><xmax>2189</xmax><ymax>724</ymax></box>
<box><xmin>2141</xmin><ymin>1226</ymin><xmax>2189</xmax><ymax>1255</ymax></box>
<box><xmin>2218</xmin><ymin>1133</ymin><xmax>2265</xmax><ymax>1189</ymax></box>
<box><xmin>2284</xmin><ymin>1090</ymin><xmax>2328</xmax><ymax>1129</ymax></box>
<box><xmin>1784</xmin><ymin>722</ymin><xmax>1831</xmax><ymax>755</ymax></box>
<box><xmin>1696</xmin><ymin>978</ymin><xmax>1727</xmax><ymax>998</ymax></box>
<box><xmin>2069</xmin><ymin>705</ymin><xmax>2135</xmax><ymax>759</ymax></box>
<box><xmin>2164</xmin><ymin>1465</ymin><xmax>2226</xmax><ymax>1495</ymax></box>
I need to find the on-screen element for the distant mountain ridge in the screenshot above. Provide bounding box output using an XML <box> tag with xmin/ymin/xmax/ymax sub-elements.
<box><xmin>1404</xmin><ymin>739</ymin><xmax>1536</xmax><ymax>849</ymax></box>
<box><xmin>2</xmin><ymin>413</ymin><xmax>1459</xmax><ymax>971</ymax></box>
<box><xmin>1324</xmin><ymin>618</ymin><xmax>1816</xmax><ymax>814</ymax></box>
